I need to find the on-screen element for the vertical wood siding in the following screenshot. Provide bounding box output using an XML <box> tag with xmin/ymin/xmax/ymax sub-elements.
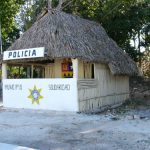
<box><xmin>45</xmin><ymin>64</ymin><xmax>55</xmax><ymax>78</ymax></box>
<box><xmin>78</xmin><ymin>63</ymin><xmax>129</xmax><ymax>112</ymax></box>
<box><xmin>45</xmin><ymin>59</ymin><xmax>62</xmax><ymax>78</ymax></box>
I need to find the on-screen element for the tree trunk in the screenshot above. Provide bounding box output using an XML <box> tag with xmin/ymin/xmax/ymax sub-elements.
<box><xmin>138</xmin><ymin>30</ymin><xmax>141</xmax><ymax>67</ymax></box>
<box><xmin>48</xmin><ymin>0</ymin><xmax>52</xmax><ymax>10</ymax></box>
<box><xmin>57</xmin><ymin>0</ymin><xmax>64</xmax><ymax>10</ymax></box>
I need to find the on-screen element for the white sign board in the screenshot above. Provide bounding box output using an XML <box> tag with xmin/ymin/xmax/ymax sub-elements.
<box><xmin>3</xmin><ymin>47</ymin><xmax>45</xmax><ymax>60</ymax></box>
<box><xmin>3</xmin><ymin>79</ymin><xmax>78</xmax><ymax>111</ymax></box>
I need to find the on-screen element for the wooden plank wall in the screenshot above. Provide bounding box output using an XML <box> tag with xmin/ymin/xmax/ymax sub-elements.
<box><xmin>45</xmin><ymin>64</ymin><xmax>55</xmax><ymax>78</ymax></box>
<box><xmin>78</xmin><ymin>63</ymin><xmax>129</xmax><ymax>112</ymax></box>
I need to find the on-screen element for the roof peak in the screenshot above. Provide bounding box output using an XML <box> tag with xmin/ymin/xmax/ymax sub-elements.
<box><xmin>48</xmin><ymin>0</ymin><xmax>66</xmax><ymax>11</ymax></box>
<box><xmin>37</xmin><ymin>0</ymin><xmax>67</xmax><ymax>22</ymax></box>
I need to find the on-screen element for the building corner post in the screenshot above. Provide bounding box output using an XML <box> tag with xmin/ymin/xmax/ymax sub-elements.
<box><xmin>2</xmin><ymin>63</ymin><xmax>7</xmax><ymax>79</ymax></box>
<box><xmin>72</xmin><ymin>58</ymin><xmax>78</xmax><ymax>79</ymax></box>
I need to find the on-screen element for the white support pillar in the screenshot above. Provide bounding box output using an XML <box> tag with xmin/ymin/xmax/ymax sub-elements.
<box><xmin>2</xmin><ymin>63</ymin><xmax>7</xmax><ymax>79</ymax></box>
<box><xmin>72</xmin><ymin>58</ymin><xmax>78</xmax><ymax>79</ymax></box>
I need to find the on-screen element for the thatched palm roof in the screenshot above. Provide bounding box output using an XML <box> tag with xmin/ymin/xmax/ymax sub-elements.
<box><xmin>6</xmin><ymin>10</ymin><xmax>138</xmax><ymax>76</ymax></box>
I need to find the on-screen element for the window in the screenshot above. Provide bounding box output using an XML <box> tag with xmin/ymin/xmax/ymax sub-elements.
<box><xmin>33</xmin><ymin>66</ymin><xmax>45</xmax><ymax>78</ymax></box>
<box><xmin>91</xmin><ymin>64</ymin><xmax>95</xmax><ymax>79</ymax></box>
<box><xmin>84</xmin><ymin>62</ymin><xmax>95</xmax><ymax>79</ymax></box>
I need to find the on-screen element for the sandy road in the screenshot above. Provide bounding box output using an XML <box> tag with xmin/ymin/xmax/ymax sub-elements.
<box><xmin>0</xmin><ymin>108</ymin><xmax>150</xmax><ymax>150</ymax></box>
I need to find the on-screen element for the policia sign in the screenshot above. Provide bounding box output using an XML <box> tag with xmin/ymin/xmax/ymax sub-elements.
<box><xmin>3</xmin><ymin>47</ymin><xmax>45</xmax><ymax>60</ymax></box>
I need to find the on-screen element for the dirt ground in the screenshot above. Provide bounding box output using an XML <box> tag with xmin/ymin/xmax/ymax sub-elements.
<box><xmin>0</xmin><ymin>107</ymin><xmax>150</xmax><ymax>150</ymax></box>
<box><xmin>130</xmin><ymin>77</ymin><xmax>150</xmax><ymax>101</ymax></box>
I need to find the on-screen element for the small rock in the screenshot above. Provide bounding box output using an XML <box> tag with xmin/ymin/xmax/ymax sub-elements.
<box><xmin>126</xmin><ymin>115</ymin><xmax>134</xmax><ymax>120</ymax></box>
<box><xmin>72</xmin><ymin>123</ymin><xmax>77</xmax><ymax>125</ymax></box>
<box><xmin>111</xmin><ymin>117</ymin><xmax>120</xmax><ymax>121</ymax></box>
<box><xmin>134</xmin><ymin>115</ymin><xmax>140</xmax><ymax>119</ymax></box>
<box><xmin>107</xmin><ymin>109</ymin><xmax>111</xmax><ymax>113</ymax></box>
<box><xmin>140</xmin><ymin>116</ymin><xmax>147</xmax><ymax>120</ymax></box>
<box><xmin>97</xmin><ymin>130</ymin><xmax>102</xmax><ymax>133</ymax></box>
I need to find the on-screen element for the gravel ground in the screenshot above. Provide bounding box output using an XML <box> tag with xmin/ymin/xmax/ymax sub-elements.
<box><xmin>0</xmin><ymin>108</ymin><xmax>150</xmax><ymax>150</ymax></box>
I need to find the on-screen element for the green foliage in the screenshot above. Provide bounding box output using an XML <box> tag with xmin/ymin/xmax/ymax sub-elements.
<box><xmin>7</xmin><ymin>66</ymin><xmax>27</xmax><ymax>79</ymax></box>
<box><xmin>141</xmin><ymin>50</ymin><xmax>150</xmax><ymax>77</ymax></box>
<box><xmin>20</xmin><ymin>0</ymin><xmax>60</xmax><ymax>31</ymax></box>
<box><xmin>20</xmin><ymin>0</ymin><xmax>47</xmax><ymax>31</ymax></box>
<box><xmin>0</xmin><ymin>0</ymin><xmax>24</xmax><ymax>38</ymax></box>
<box><xmin>3</xmin><ymin>28</ymin><xmax>20</xmax><ymax>51</ymax></box>
<box><xmin>0</xmin><ymin>0</ymin><xmax>24</xmax><ymax>51</ymax></box>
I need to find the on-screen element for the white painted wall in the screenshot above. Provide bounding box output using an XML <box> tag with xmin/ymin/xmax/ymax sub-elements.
<box><xmin>3</xmin><ymin>79</ymin><xmax>78</xmax><ymax>111</ymax></box>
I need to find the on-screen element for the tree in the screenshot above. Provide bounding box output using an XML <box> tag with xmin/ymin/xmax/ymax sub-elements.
<box><xmin>0</xmin><ymin>0</ymin><xmax>24</xmax><ymax>38</ymax></box>
<box><xmin>18</xmin><ymin>0</ymin><xmax>60</xmax><ymax>32</ymax></box>
<box><xmin>18</xmin><ymin>0</ymin><xmax>47</xmax><ymax>32</ymax></box>
<box><xmin>0</xmin><ymin>0</ymin><xmax>25</xmax><ymax>51</ymax></box>
<box><xmin>64</xmin><ymin>0</ymin><xmax>150</xmax><ymax>62</ymax></box>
